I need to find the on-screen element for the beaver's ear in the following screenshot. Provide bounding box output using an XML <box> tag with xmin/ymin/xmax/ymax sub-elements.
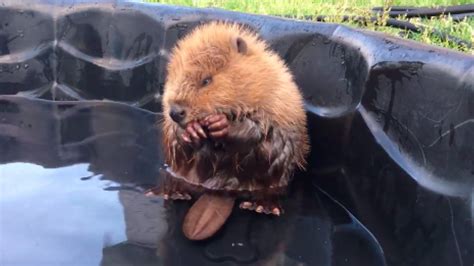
<box><xmin>232</xmin><ymin>36</ymin><xmax>247</xmax><ymax>55</ymax></box>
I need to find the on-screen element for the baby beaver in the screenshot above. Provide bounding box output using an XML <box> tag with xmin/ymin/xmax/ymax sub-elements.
<box><xmin>150</xmin><ymin>21</ymin><xmax>309</xmax><ymax>240</ymax></box>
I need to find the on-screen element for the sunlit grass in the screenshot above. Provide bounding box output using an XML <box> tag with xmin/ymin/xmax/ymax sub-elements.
<box><xmin>145</xmin><ymin>0</ymin><xmax>473</xmax><ymax>53</ymax></box>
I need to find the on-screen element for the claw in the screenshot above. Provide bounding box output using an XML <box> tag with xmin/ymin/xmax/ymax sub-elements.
<box><xmin>145</xmin><ymin>190</ymin><xmax>157</xmax><ymax>197</ymax></box>
<box><xmin>239</xmin><ymin>201</ymin><xmax>255</xmax><ymax>210</ymax></box>
<box><xmin>239</xmin><ymin>200</ymin><xmax>282</xmax><ymax>216</ymax></box>
<box><xmin>182</xmin><ymin>133</ymin><xmax>191</xmax><ymax>143</ymax></box>
<box><xmin>187</xmin><ymin>124</ymin><xmax>199</xmax><ymax>141</ymax></box>
<box><xmin>172</xmin><ymin>192</ymin><xmax>192</xmax><ymax>200</ymax></box>
<box><xmin>193</xmin><ymin>122</ymin><xmax>207</xmax><ymax>138</ymax></box>
<box><xmin>272</xmin><ymin>208</ymin><xmax>280</xmax><ymax>216</ymax></box>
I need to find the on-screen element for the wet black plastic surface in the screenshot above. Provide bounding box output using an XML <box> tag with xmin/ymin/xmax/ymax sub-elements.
<box><xmin>0</xmin><ymin>1</ymin><xmax>473</xmax><ymax>266</ymax></box>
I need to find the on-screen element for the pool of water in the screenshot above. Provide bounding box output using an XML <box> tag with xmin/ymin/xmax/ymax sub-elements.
<box><xmin>1</xmin><ymin>1</ymin><xmax>473</xmax><ymax>264</ymax></box>
<box><xmin>0</xmin><ymin>96</ymin><xmax>387</xmax><ymax>266</ymax></box>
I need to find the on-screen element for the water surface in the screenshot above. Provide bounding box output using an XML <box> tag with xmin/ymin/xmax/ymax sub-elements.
<box><xmin>0</xmin><ymin>96</ymin><xmax>385</xmax><ymax>265</ymax></box>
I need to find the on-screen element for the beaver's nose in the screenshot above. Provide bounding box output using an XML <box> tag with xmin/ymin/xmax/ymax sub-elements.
<box><xmin>169</xmin><ymin>104</ymin><xmax>186</xmax><ymax>124</ymax></box>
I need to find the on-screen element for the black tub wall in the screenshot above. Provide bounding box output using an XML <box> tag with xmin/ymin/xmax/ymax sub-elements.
<box><xmin>0</xmin><ymin>1</ymin><xmax>473</xmax><ymax>265</ymax></box>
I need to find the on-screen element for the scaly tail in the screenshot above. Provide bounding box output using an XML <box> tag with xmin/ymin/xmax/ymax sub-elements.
<box><xmin>182</xmin><ymin>193</ymin><xmax>235</xmax><ymax>240</ymax></box>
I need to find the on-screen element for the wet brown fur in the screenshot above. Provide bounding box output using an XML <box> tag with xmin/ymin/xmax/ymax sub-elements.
<box><xmin>162</xmin><ymin>21</ymin><xmax>309</xmax><ymax>199</ymax></box>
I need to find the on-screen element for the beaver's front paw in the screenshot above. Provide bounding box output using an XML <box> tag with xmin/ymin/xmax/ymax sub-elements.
<box><xmin>181</xmin><ymin>121</ymin><xmax>207</xmax><ymax>147</ymax></box>
<box><xmin>201</xmin><ymin>114</ymin><xmax>229</xmax><ymax>139</ymax></box>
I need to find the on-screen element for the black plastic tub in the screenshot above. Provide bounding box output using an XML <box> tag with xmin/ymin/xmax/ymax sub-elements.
<box><xmin>0</xmin><ymin>1</ymin><xmax>473</xmax><ymax>266</ymax></box>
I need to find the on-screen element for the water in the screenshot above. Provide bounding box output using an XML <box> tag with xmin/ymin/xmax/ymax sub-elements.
<box><xmin>1</xmin><ymin>163</ymin><xmax>128</xmax><ymax>266</ymax></box>
<box><xmin>0</xmin><ymin>96</ymin><xmax>386</xmax><ymax>265</ymax></box>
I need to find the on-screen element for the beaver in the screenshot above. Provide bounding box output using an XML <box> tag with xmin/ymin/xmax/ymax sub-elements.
<box><xmin>149</xmin><ymin>21</ymin><xmax>309</xmax><ymax>240</ymax></box>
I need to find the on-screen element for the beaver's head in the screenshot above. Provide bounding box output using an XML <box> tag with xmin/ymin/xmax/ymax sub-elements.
<box><xmin>162</xmin><ymin>22</ymin><xmax>268</xmax><ymax>128</ymax></box>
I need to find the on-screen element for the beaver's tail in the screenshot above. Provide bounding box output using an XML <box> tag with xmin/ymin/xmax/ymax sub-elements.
<box><xmin>182</xmin><ymin>193</ymin><xmax>235</xmax><ymax>240</ymax></box>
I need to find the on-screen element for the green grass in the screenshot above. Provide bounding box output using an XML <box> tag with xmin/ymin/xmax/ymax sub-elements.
<box><xmin>146</xmin><ymin>0</ymin><xmax>473</xmax><ymax>54</ymax></box>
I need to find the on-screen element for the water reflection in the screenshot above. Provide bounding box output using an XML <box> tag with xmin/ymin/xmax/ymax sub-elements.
<box><xmin>0</xmin><ymin>163</ymin><xmax>127</xmax><ymax>265</ymax></box>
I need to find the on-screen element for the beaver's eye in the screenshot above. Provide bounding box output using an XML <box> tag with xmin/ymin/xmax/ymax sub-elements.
<box><xmin>201</xmin><ymin>76</ymin><xmax>212</xmax><ymax>87</ymax></box>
